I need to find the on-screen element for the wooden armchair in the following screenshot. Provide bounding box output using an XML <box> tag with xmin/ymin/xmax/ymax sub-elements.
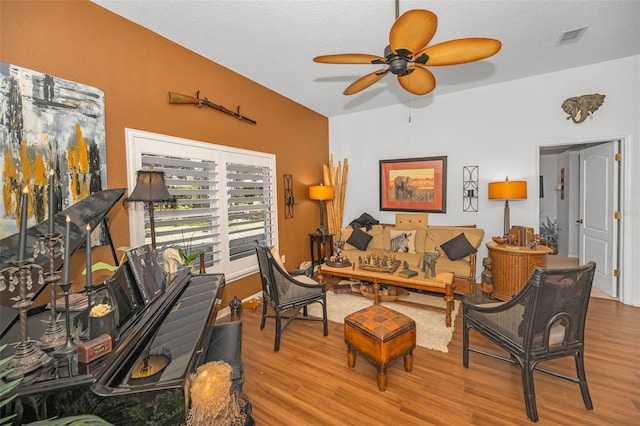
<box><xmin>462</xmin><ymin>262</ymin><xmax>597</xmax><ymax>422</ymax></box>
<box><xmin>255</xmin><ymin>244</ymin><xmax>328</xmax><ymax>352</ymax></box>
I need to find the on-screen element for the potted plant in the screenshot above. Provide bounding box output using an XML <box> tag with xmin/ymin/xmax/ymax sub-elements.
<box><xmin>179</xmin><ymin>231</ymin><xmax>203</xmax><ymax>272</ymax></box>
<box><xmin>540</xmin><ymin>216</ymin><xmax>560</xmax><ymax>254</ymax></box>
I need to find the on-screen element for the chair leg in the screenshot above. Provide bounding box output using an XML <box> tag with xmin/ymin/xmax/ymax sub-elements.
<box><xmin>575</xmin><ymin>352</ymin><xmax>594</xmax><ymax>410</ymax></box>
<box><xmin>346</xmin><ymin>345</ymin><xmax>356</xmax><ymax>368</ymax></box>
<box><xmin>322</xmin><ymin>301</ymin><xmax>329</xmax><ymax>336</ymax></box>
<box><xmin>462</xmin><ymin>321</ymin><xmax>470</xmax><ymax>368</ymax></box>
<box><xmin>376</xmin><ymin>366</ymin><xmax>388</xmax><ymax>392</ymax></box>
<box><xmin>403</xmin><ymin>350</ymin><xmax>413</xmax><ymax>372</ymax></box>
<box><xmin>520</xmin><ymin>362</ymin><xmax>539</xmax><ymax>422</ymax></box>
<box><xmin>274</xmin><ymin>313</ymin><xmax>282</xmax><ymax>352</ymax></box>
<box><xmin>260</xmin><ymin>301</ymin><xmax>268</xmax><ymax>330</ymax></box>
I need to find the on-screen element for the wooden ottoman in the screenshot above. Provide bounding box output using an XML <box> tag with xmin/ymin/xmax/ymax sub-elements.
<box><xmin>344</xmin><ymin>305</ymin><xmax>416</xmax><ymax>391</ymax></box>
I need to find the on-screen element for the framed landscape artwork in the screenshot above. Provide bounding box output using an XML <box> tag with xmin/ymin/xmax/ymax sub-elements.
<box><xmin>380</xmin><ymin>156</ymin><xmax>447</xmax><ymax>213</ymax></box>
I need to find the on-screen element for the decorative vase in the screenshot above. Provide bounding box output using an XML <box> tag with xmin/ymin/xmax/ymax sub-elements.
<box><xmin>90</xmin><ymin>309</ymin><xmax>116</xmax><ymax>340</ymax></box>
<box><xmin>548</xmin><ymin>242</ymin><xmax>558</xmax><ymax>255</ymax></box>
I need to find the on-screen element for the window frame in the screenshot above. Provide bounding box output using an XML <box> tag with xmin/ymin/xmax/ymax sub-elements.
<box><xmin>125</xmin><ymin>128</ymin><xmax>278</xmax><ymax>282</ymax></box>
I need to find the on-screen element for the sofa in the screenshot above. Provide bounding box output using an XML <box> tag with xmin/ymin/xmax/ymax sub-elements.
<box><xmin>339</xmin><ymin>213</ymin><xmax>485</xmax><ymax>287</ymax></box>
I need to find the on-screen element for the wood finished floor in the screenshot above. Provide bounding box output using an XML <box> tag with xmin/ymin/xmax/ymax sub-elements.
<box><xmin>217</xmin><ymin>291</ymin><xmax>640</xmax><ymax>425</ymax></box>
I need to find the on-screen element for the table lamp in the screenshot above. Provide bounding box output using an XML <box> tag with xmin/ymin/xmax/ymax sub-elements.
<box><xmin>309</xmin><ymin>184</ymin><xmax>334</xmax><ymax>235</ymax></box>
<box><xmin>488</xmin><ymin>177</ymin><xmax>527</xmax><ymax>236</ymax></box>
<box><xmin>124</xmin><ymin>169</ymin><xmax>176</xmax><ymax>251</ymax></box>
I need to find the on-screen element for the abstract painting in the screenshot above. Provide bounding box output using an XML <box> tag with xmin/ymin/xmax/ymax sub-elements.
<box><xmin>0</xmin><ymin>62</ymin><xmax>107</xmax><ymax>240</ymax></box>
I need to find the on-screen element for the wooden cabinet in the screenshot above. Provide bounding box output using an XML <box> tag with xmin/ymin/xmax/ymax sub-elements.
<box><xmin>487</xmin><ymin>242</ymin><xmax>552</xmax><ymax>301</ymax></box>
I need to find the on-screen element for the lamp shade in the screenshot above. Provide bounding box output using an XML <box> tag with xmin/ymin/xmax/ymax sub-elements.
<box><xmin>126</xmin><ymin>170</ymin><xmax>176</xmax><ymax>204</ymax></box>
<box><xmin>488</xmin><ymin>180</ymin><xmax>527</xmax><ymax>200</ymax></box>
<box><xmin>309</xmin><ymin>185</ymin><xmax>334</xmax><ymax>201</ymax></box>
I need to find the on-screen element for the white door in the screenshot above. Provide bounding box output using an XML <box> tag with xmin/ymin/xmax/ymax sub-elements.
<box><xmin>579</xmin><ymin>142</ymin><xmax>619</xmax><ymax>297</ymax></box>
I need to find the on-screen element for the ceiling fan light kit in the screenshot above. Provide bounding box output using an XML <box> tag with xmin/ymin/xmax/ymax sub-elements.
<box><xmin>313</xmin><ymin>8</ymin><xmax>501</xmax><ymax>96</ymax></box>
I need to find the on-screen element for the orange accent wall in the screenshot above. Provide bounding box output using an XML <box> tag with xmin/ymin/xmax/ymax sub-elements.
<box><xmin>1</xmin><ymin>0</ymin><xmax>329</xmax><ymax>307</ymax></box>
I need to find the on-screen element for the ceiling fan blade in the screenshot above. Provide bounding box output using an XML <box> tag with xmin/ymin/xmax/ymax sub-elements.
<box><xmin>313</xmin><ymin>53</ymin><xmax>386</xmax><ymax>64</ymax></box>
<box><xmin>398</xmin><ymin>66</ymin><xmax>436</xmax><ymax>95</ymax></box>
<box><xmin>417</xmin><ymin>38</ymin><xmax>502</xmax><ymax>66</ymax></box>
<box><xmin>343</xmin><ymin>69</ymin><xmax>389</xmax><ymax>95</ymax></box>
<box><xmin>389</xmin><ymin>10</ymin><xmax>438</xmax><ymax>55</ymax></box>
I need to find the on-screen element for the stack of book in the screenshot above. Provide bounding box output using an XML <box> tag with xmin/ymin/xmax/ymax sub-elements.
<box><xmin>399</xmin><ymin>269</ymin><xmax>418</xmax><ymax>278</ymax></box>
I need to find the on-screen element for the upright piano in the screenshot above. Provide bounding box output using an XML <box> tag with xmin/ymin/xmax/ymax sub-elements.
<box><xmin>0</xmin><ymin>190</ymin><xmax>252</xmax><ymax>425</ymax></box>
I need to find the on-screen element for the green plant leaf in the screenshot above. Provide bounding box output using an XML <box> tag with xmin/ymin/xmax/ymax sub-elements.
<box><xmin>86</xmin><ymin>262</ymin><xmax>120</xmax><ymax>274</ymax></box>
<box><xmin>0</xmin><ymin>344</ymin><xmax>21</xmax><ymax>425</ymax></box>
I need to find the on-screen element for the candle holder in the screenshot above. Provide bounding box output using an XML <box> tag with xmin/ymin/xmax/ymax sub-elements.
<box><xmin>2</xmin><ymin>258</ymin><xmax>52</xmax><ymax>380</ymax></box>
<box><xmin>54</xmin><ymin>279</ymin><xmax>78</xmax><ymax>357</ymax></box>
<box><xmin>84</xmin><ymin>278</ymin><xmax>94</xmax><ymax>341</ymax></box>
<box><xmin>37</xmin><ymin>232</ymin><xmax>67</xmax><ymax>350</ymax></box>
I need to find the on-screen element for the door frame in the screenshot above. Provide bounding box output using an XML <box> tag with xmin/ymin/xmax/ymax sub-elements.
<box><xmin>536</xmin><ymin>135</ymin><xmax>628</xmax><ymax>303</ymax></box>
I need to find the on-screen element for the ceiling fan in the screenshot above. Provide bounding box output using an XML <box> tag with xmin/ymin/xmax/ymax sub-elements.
<box><xmin>313</xmin><ymin>6</ymin><xmax>501</xmax><ymax>96</ymax></box>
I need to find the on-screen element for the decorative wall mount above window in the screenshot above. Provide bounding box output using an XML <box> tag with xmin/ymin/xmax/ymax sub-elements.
<box><xmin>463</xmin><ymin>166</ymin><xmax>478</xmax><ymax>212</ymax></box>
<box><xmin>168</xmin><ymin>90</ymin><xmax>257</xmax><ymax>124</ymax></box>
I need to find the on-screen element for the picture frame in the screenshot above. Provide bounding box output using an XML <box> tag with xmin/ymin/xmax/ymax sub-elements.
<box><xmin>380</xmin><ymin>156</ymin><xmax>447</xmax><ymax>213</ymax></box>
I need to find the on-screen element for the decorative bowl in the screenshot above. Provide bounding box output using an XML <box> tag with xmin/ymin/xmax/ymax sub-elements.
<box><xmin>359</xmin><ymin>285</ymin><xmax>409</xmax><ymax>302</ymax></box>
<box><xmin>492</xmin><ymin>236</ymin><xmax>508</xmax><ymax>245</ymax></box>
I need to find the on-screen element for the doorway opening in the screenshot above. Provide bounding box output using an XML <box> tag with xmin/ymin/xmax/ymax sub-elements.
<box><xmin>539</xmin><ymin>139</ymin><xmax>622</xmax><ymax>299</ymax></box>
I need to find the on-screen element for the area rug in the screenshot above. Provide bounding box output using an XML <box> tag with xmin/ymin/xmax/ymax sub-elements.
<box><xmin>307</xmin><ymin>290</ymin><xmax>459</xmax><ymax>353</ymax></box>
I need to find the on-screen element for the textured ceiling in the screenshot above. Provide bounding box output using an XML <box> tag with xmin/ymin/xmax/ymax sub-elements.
<box><xmin>92</xmin><ymin>0</ymin><xmax>640</xmax><ymax>118</ymax></box>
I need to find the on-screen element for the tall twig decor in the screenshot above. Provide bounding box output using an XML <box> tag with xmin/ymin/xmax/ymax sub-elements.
<box><xmin>323</xmin><ymin>155</ymin><xmax>349</xmax><ymax>237</ymax></box>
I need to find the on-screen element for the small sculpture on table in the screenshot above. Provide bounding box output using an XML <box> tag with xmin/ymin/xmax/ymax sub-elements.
<box><xmin>326</xmin><ymin>237</ymin><xmax>351</xmax><ymax>267</ymax></box>
<box><xmin>229</xmin><ymin>296</ymin><xmax>242</xmax><ymax>321</ymax></box>
<box><xmin>162</xmin><ymin>247</ymin><xmax>182</xmax><ymax>275</ymax></box>
<box><xmin>421</xmin><ymin>250</ymin><xmax>441</xmax><ymax>278</ymax></box>
<box><xmin>481</xmin><ymin>257</ymin><xmax>494</xmax><ymax>295</ymax></box>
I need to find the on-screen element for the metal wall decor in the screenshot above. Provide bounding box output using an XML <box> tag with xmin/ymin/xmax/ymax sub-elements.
<box><xmin>284</xmin><ymin>174</ymin><xmax>294</xmax><ymax>219</ymax></box>
<box><xmin>463</xmin><ymin>166</ymin><xmax>478</xmax><ymax>212</ymax></box>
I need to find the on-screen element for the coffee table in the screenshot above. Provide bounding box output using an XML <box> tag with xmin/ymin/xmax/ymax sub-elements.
<box><xmin>318</xmin><ymin>264</ymin><xmax>456</xmax><ymax>327</ymax></box>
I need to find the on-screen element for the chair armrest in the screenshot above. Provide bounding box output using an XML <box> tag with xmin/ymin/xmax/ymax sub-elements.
<box><xmin>463</xmin><ymin>282</ymin><xmax>531</xmax><ymax>313</ymax></box>
<box><xmin>272</xmin><ymin>261</ymin><xmax>325</xmax><ymax>290</ymax></box>
<box><xmin>289</xmin><ymin>268</ymin><xmax>312</xmax><ymax>278</ymax></box>
<box><xmin>285</xmin><ymin>272</ymin><xmax>326</xmax><ymax>290</ymax></box>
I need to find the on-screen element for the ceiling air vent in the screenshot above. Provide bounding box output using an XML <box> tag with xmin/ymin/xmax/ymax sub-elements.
<box><xmin>558</xmin><ymin>26</ymin><xmax>588</xmax><ymax>45</ymax></box>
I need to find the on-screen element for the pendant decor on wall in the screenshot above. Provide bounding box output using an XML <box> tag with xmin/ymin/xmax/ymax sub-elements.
<box><xmin>284</xmin><ymin>174</ymin><xmax>294</xmax><ymax>219</ymax></box>
<box><xmin>463</xmin><ymin>166</ymin><xmax>478</xmax><ymax>212</ymax></box>
<box><xmin>561</xmin><ymin>93</ymin><xmax>605</xmax><ymax>123</ymax></box>
<box><xmin>0</xmin><ymin>62</ymin><xmax>108</xmax><ymax>242</ymax></box>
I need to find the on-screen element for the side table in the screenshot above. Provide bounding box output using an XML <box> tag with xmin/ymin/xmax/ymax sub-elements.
<box><xmin>309</xmin><ymin>233</ymin><xmax>334</xmax><ymax>268</ymax></box>
<box><xmin>486</xmin><ymin>242</ymin><xmax>552</xmax><ymax>301</ymax></box>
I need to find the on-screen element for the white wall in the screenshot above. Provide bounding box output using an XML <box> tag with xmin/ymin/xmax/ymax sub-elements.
<box><xmin>539</xmin><ymin>155</ymin><xmax>558</xmax><ymax>227</ymax></box>
<box><xmin>329</xmin><ymin>55</ymin><xmax>640</xmax><ymax>306</ymax></box>
<box><xmin>556</xmin><ymin>151</ymin><xmax>571</xmax><ymax>256</ymax></box>
<box><xmin>568</xmin><ymin>151</ymin><xmax>580</xmax><ymax>258</ymax></box>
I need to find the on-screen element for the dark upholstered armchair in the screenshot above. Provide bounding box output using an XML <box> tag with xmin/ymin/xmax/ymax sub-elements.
<box><xmin>255</xmin><ymin>244</ymin><xmax>328</xmax><ymax>352</ymax></box>
<box><xmin>463</xmin><ymin>262</ymin><xmax>597</xmax><ymax>422</ymax></box>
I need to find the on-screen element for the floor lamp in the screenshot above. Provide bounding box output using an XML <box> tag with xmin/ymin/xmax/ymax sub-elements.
<box><xmin>488</xmin><ymin>177</ymin><xmax>527</xmax><ymax>236</ymax></box>
<box><xmin>124</xmin><ymin>169</ymin><xmax>176</xmax><ymax>252</ymax></box>
<box><xmin>309</xmin><ymin>184</ymin><xmax>334</xmax><ymax>235</ymax></box>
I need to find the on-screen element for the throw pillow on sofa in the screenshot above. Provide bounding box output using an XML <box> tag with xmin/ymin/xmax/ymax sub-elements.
<box><xmin>347</xmin><ymin>227</ymin><xmax>373</xmax><ymax>251</ymax></box>
<box><xmin>270</xmin><ymin>246</ymin><xmax>286</xmax><ymax>270</ymax></box>
<box><xmin>388</xmin><ymin>229</ymin><xmax>417</xmax><ymax>253</ymax></box>
<box><xmin>440</xmin><ymin>233</ymin><xmax>477</xmax><ymax>260</ymax></box>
